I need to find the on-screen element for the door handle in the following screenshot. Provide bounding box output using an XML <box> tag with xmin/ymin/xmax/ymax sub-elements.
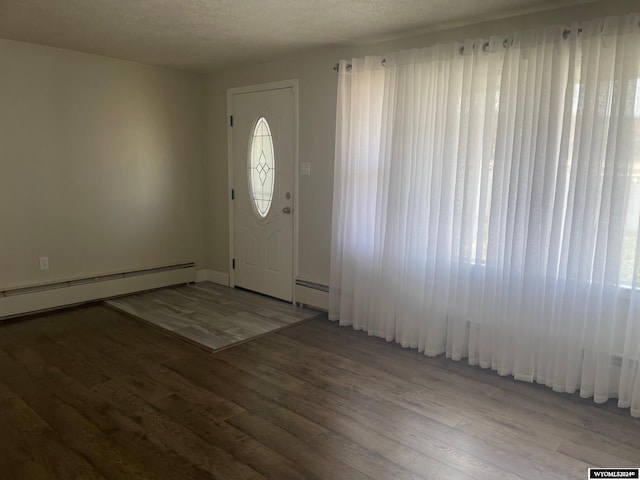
<box><xmin>282</xmin><ymin>207</ymin><xmax>292</xmax><ymax>214</ymax></box>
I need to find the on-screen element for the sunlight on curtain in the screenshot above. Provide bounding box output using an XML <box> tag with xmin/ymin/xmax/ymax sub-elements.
<box><xmin>330</xmin><ymin>14</ymin><xmax>640</xmax><ymax>416</ymax></box>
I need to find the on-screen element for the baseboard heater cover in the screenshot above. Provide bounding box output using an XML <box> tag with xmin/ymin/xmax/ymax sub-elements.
<box><xmin>295</xmin><ymin>278</ymin><xmax>329</xmax><ymax>311</ymax></box>
<box><xmin>295</xmin><ymin>279</ymin><xmax>329</xmax><ymax>293</ymax></box>
<box><xmin>0</xmin><ymin>263</ymin><xmax>195</xmax><ymax>320</ymax></box>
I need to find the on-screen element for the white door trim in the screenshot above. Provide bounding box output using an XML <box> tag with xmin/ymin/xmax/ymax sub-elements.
<box><xmin>226</xmin><ymin>79</ymin><xmax>299</xmax><ymax>303</ymax></box>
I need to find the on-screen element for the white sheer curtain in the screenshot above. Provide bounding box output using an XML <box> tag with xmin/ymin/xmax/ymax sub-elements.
<box><xmin>330</xmin><ymin>14</ymin><xmax>640</xmax><ymax>416</ymax></box>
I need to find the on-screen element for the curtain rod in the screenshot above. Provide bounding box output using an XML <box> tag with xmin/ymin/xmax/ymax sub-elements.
<box><xmin>333</xmin><ymin>59</ymin><xmax>385</xmax><ymax>72</ymax></box>
<box><xmin>332</xmin><ymin>25</ymin><xmax>595</xmax><ymax>72</ymax></box>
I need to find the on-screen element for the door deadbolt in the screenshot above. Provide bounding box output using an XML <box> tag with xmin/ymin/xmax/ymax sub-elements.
<box><xmin>282</xmin><ymin>207</ymin><xmax>292</xmax><ymax>214</ymax></box>
<box><xmin>285</xmin><ymin>192</ymin><xmax>291</xmax><ymax>199</ymax></box>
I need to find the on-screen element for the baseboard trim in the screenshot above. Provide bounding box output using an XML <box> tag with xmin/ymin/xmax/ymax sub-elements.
<box><xmin>195</xmin><ymin>269</ymin><xmax>230</xmax><ymax>286</ymax></box>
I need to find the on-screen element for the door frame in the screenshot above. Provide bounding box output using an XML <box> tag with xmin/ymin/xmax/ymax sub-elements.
<box><xmin>226</xmin><ymin>79</ymin><xmax>299</xmax><ymax>303</ymax></box>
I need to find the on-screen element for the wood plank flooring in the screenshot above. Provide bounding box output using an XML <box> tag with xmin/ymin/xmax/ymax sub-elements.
<box><xmin>106</xmin><ymin>282</ymin><xmax>320</xmax><ymax>351</ymax></box>
<box><xmin>0</xmin><ymin>303</ymin><xmax>639</xmax><ymax>479</ymax></box>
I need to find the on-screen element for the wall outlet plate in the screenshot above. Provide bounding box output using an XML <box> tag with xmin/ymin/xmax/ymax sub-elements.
<box><xmin>300</xmin><ymin>162</ymin><xmax>311</xmax><ymax>176</ymax></box>
<box><xmin>39</xmin><ymin>256</ymin><xmax>49</xmax><ymax>271</ymax></box>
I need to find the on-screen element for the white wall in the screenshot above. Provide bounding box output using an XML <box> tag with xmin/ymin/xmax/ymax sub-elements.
<box><xmin>0</xmin><ymin>39</ymin><xmax>206</xmax><ymax>289</ymax></box>
<box><xmin>205</xmin><ymin>0</ymin><xmax>639</xmax><ymax>287</ymax></box>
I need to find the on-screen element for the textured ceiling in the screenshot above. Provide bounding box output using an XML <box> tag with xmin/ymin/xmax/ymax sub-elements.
<box><xmin>0</xmin><ymin>0</ymin><xmax>592</xmax><ymax>72</ymax></box>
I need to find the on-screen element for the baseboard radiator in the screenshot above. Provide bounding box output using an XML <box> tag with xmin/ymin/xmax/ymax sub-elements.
<box><xmin>295</xmin><ymin>278</ymin><xmax>329</xmax><ymax>311</ymax></box>
<box><xmin>0</xmin><ymin>262</ymin><xmax>195</xmax><ymax>320</ymax></box>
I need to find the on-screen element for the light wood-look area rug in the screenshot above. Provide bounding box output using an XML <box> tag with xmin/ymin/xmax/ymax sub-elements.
<box><xmin>105</xmin><ymin>282</ymin><xmax>322</xmax><ymax>351</ymax></box>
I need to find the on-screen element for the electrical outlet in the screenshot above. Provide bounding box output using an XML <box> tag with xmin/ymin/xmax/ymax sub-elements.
<box><xmin>39</xmin><ymin>256</ymin><xmax>49</xmax><ymax>271</ymax></box>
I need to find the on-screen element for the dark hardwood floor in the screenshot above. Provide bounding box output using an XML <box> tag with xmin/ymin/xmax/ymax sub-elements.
<box><xmin>1</xmin><ymin>303</ymin><xmax>638</xmax><ymax>479</ymax></box>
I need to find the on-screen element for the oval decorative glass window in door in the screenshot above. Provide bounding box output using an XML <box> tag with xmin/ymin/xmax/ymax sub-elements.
<box><xmin>249</xmin><ymin>117</ymin><xmax>275</xmax><ymax>217</ymax></box>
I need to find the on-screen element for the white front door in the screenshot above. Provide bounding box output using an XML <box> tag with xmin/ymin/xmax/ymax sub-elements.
<box><xmin>230</xmin><ymin>86</ymin><xmax>295</xmax><ymax>301</ymax></box>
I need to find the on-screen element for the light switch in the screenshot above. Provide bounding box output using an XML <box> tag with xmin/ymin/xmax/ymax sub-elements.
<box><xmin>300</xmin><ymin>162</ymin><xmax>311</xmax><ymax>176</ymax></box>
